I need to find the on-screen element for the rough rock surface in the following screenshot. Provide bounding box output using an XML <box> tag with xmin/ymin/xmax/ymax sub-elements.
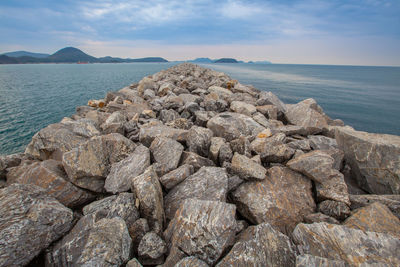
<box><xmin>186</xmin><ymin>126</ymin><xmax>213</xmax><ymax>157</ymax></box>
<box><xmin>150</xmin><ymin>137</ymin><xmax>184</xmax><ymax>176</ymax></box>
<box><xmin>349</xmin><ymin>194</ymin><xmax>400</xmax><ymax>219</ymax></box>
<box><xmin>293</xmin><ymin>222</ymin><xmax>400</xmax><ymax>266</ymax></box>
<box><xmin>231</xmin><ymin>152</ymin><xmax>266</xmax><ymax>180</ymax></box>
<box><xmin>180</xmin><ymin>151</ymin><xmax>215</xmax><ymax>171</ymax></box>
<box><xmin>159</xmin><ymin>164</ymin><xmax>194</xmax><ymax>190</ymax></box>
<box><xmin>139</xmin><ymin>125</ymin><xmax>187</xmax><ymax>147</ymax></box>
<box><xmin>175</xmin><ymin>257</ymin><xmax>209</xmax><ymax>267</ymax></box>
<box><xmin>217</xmin><ymin>223</ymin><xmax>296</xmax><ymax>267</ymax></box>
<box><xmin>335</xmin><ymin>127</ymin><xmax>400</xmax><ymax>194</ymax></box>
<box><xmin>256</xmin><ymin>91</ymin><xmax>287</xmax><ymax>113</ymax></box>
<box><xmin>138</xmin><ymin>232</ymin><xmax>166</xmax><ymax>265</ymax></box>
<box><xmin>0</xmin><ymin>184</ymin><xmax>74</xmax><ymax>267</ymax></box>
<box><xmin>318</xmin><ymin>200</ymin><xmax>350</xmax><ymax>221</ymax></box>
<box><xmin>296</xmin><ymin>254</ymin><xmax>346</xmax><ymax>267</ymax></box>
<box><xmin>164</xmin><ymin>199</ymin><xmax>237</xmax><ymax>266</ymax></box>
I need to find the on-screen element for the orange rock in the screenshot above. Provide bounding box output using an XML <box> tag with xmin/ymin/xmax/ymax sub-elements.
<box><xmin>98</xmin><ymin>101</ymin><xmax>105</xmax><ymax>108</ymax></box>
<box><xmin>226</xmin><ymin>80</ymin><xmax>238</xmax><ymax>90</ymax></box>
<box><xmin>123</xmin><ymin>100</ymin><xmax>132</xmax><ymax>105</ymax></box>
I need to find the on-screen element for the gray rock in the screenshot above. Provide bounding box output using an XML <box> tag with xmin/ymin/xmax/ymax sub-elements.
<box><xmin>159</xmin><ymin>164</ymin><xmax>194</xmax><ymax>190</ymax></box>
<box><xmin>180</xmin><ymin>151</ymin><xmax>215</xmax><ymax>171</ymax></box>
<box><xmin>138</xmin><ymin>232</ymin><xmax>167</xmax><ymax>265</ymax></box>
<box><xmin>231</xmin><ymin>152</ymin><xmax>266</xmax><ymax>180</ymax></box>
<box><xmin>296</xmin><ymin>254</ymin><xmax>346</xmax><ymax>267</ymax></box>
<box><xmin>308</xmin><ymin>135</ymin><xmax>338</xmax><ymax>150</ymax></box>
<box><xmin>217</xmin><ymin>223</ymin><xmax>296</xmax><ymax>267</ymax></box>
<box><xmin>261</xmin><ymin>144</ymin><xmax>295</xmax><ymax>163</ymax></box>
<box><xmin>137</xmin><ymin>76</ymin><xmax>156</xmax><ymax>96</ymax></box>
<box><xmin>256</xmin><ymin>91</ymin><xmax>287</xmax><ymax>113</ymax></box>
<box><xmin>101</xmin><ymin>111</ymin><xmax>126</xmax><ymax>134</ymax></box>
<box><xmin>250</xmin><ymin>132</ymin><xmax>286</xmax><ymax>155</ymax></box>
<box><xmin>256</xmin><ymin>105</ymin><xmax>278</xmax><ymax>120</ymax></box>
<box><xmin>0</xmin><ymin>184</ymin><xmax>73</xmax><ymax>267</ymax></box>
<box><xmin>227</xmin><ymin>174</ymin><xmax>244</xmax><ymax>192</ymax></box>
<box><xmin>150</xmin><ymin>137</ymin><xmax>184</xmax><ymax>176</ymax></box>
<box><xmin>208</xmin><ymin>85</ymin><xmax>233</xmax><ymax>98</ymax></box>
<box><xmin>159</xmin><ymin>109</ymin><xmax>180</xmax><ymax>123</ymax></box>
<box><xmin>287</xmin><ymin>139</ymin><xmax>311</xmax><ymax>151</ymax></box>
<box><xmin>218</xmin><ymin>142</ymin><xmax>233</xmax><ymax>165</ymax></box>
<box><xmin>303</xmin><ymin>213</ymin><xmax>340</xmax><ymax>224</ymax></box>
<box><xmin>207</xmin><ymin>112</ymin><xmax>264</xmax><ymax>142</ymax></box>
<box><xmin>139</xmin><ymin>125</ymin><xmax>188</xmax><ymax>147</ymax></box>
<box><xmin>47</xmin><ymin>215</ymin><xmax>132</xmax><ymax>267</ymax></box>
<box><xmin>232</xmin><ymin>166</ymin><xmax>315</xmax><ymax>235</ymax></box>
<box><xmin>209</xmin><ymin>137</ymin><xmax>226</xmax><ymax>163</ymax></box>
<box><xmin>293</xmin><ymin>222</ymin><xmax>400</xmax><ymax>266</ymax></box>
<box><xmin>318</xmin><ymin>200</ymin><xmax>351</xmax><ymax>221</ymax></box>
<box><xmin>287</xmin><ymin>150</ymin><xmax>350</xmax><ymax>205</ymax></box>
<box><xmin>0</xmin><ymin>153</ymin><xmax>24</xmax><ymax>179</ymax></box>
<box><xmin>105</xmin><ymin>145</ymin><xmax>150</xmax><ymax>193</ymax></box>
<box><xmin>335</xmin><ymin>127</ymin><xmax>400</xmax><ymax>194</ymax></box>
<box><xmin>187</xmin><ymin>126</ymin><xmax>213</xmax><ymax>157</ymax></box>
<box><xmin>158</xmin><ymin>83</ymin><xmax>174</xmax><ymax>96</ymax></box>
<box><xmin>194</xmin><ymin>110</ymin><xmax>215</xmax><ymax>127</ymax></box>
<box><xmin>128</xmin><ymin>218</ymin><xmax>149</xmax><ymax>256</ymax></box>
<box><xmin>324</xmin><ymin>149</ymin><xmax>344</xmax><ymax>171</ymax></box>
<box><xmin>252</xmin><ymin>112</ymin><xmax>271</xmax><ymax>128</ymax></box>
<box><xmin>25</xmin><ymin>119</ymin><xmax>100</xmax><ymax>161</ymax></box>
<box><xmin>230</xmin><ymin>136</ymin><xmax>251</xmax><ymax>157</ymax></box>
<box><xmin>6</xmin><ymin>159</ymin><xmax>94</xmax><ymax>208</ymax></box>
<box><xmin>349</xmin><ymin>194</ymin><xmax>400</xmax><ymax>219</ymax></box>
<box><xmin>126</xmin><ymin>258</ymin><xmax>143</xmax><ymax>267</ymax></box>
<box><xmin>164</xmin><ymin>166</ymin><xmax>228</xmax><ymax>219</ymax></box>
<box><xmin>164</xmin><ymin>199</ymin><xmax>237</xmax><ymax>265</ymax></box>
<box><xmin>230</xmin><ymin>101</ymin><xmax>257</xmax><ymax>116</ymax></box>
<box><xmin>62</xmin><ymin>133</ymin><xmax>136</xmax><ymax>192</ymax></box>
<box><xmin>175</xmin><ymin>257</ymin><xmax>209</xmax><ymax>267</ymax></box>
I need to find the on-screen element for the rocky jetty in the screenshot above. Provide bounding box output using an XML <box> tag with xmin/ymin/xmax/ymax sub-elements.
<box><xmin>0</xmin><ymin>63</ymin><xmax>399</xmax><ymax>267</ymax></box>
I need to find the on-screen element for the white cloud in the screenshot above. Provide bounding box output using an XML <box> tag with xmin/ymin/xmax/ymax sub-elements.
<box><xmin>221</xmin><ymin>0</ymin><xmax>262</xmax><ymax>19</ymax></box>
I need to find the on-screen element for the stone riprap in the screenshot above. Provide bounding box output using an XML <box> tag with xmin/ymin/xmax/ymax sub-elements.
<box><xmin>1</xmin><ymin>63</ymin><xmax>399</xmax><ymax>266</ymax></box>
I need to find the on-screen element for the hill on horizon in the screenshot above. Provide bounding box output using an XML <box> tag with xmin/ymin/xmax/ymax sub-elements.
<box><xmin>48</xmin><ymin>47</ymin><xmax>97</xmax><ymax>63</ymax></box>
<box><xmin>2</xmin><ymin>51</ymin><xmax>50</xmax><ymax>58</ymax></box>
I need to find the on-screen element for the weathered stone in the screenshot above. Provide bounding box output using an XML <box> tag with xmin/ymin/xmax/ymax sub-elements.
<box><xmin>256</xmin><ymin>91</ymin><xmax>287</xmax><ymax>113</ymax></box>
<box><xmin>47</xmin><ymin>215</ymin><xmax>132</xmax><ymax>267</ymax></box>
<box><xmin>303</xmin><ymin>213</ymin><xmax>340</xmax><ymax>224</ymax></box>
<box><xmin>344</xmin><ymin>202</ymin><xmax>400</xmax><ymax>238</ymax></box>
<box><xmin>159</xmin><ymin>109</ymin><xmax>180</xmax><ymax>123</ymax></box>
<box><xmin>207</xmin><ymin>112</ymin><xmax>264</xmax><ymax>142</ymax></box>
<box><xmin>150</xmin><ymin>137</ymin><xmax>184</xmax><ymax>176</ymax></box>
<box><xmin>0</xmin><ymin>153</ymin><xmax>24</xmax><ymax>179</ymax></box>
<box><xmin>128</xmin><ymin>218</ymin><xmax>150</xmax><ymax>256</ymax></box>
<box><xmin>180</xmin><ymin>151</ymin><xmax>215</xmax><ymax>171</ymax></box>
<box><xmin>164</xmin><ymin>199</ymin><xmax>237</xmax><ymax>265</ymax></box>
<box><xmin>252</xmin><ymin>112</ymin><xmax>271</xmax><ymax>128</ymax></box>
<box><xmin>218</xmin><ymin>142</ymin><xmax>233</xmax><ymax>165</ymax></box>
<box><xmin>139</xmin><ymin>125</ymin><xmax>188</xmax><ymax>147</ymax></box>
<box><xmin>162</xmin><ymin>245</ymin><xmax>187</xmax><ymax>267</ymax></box>
<box><xmin>209</xmin><ymin>137</ymin><xmax>226</xmax><ymax>163</ymax></box>
<box><xmin>159</xmin><ymin>164</ymin><xmax>194</xmax><ymax>190</ymax></box>
<box><xmin>287</xmin><ymin>139</ymin><xmax>311</xmax><ymax>151</ymax></box>
<box><xmin>349</xmin><ymin>194</ymin><xmax>400</xmax><ymax>219</ymax></box>
<box><xmin>335</xmin><ymin>127</ymin><xmax>400</xmax><ymax>194</ymax></box>
<box><xmin>308</xmin><ymin>135</ymin><xmax>338</xmax><ymax>150</ymax></box>
<box><xmin>261</xmin><ymin>144</ymin><xmax>295</xmax><ymax>163</ymax></box>
<box><xmin>250</xmin><ymin>132</ymin><xmax>286</xmax><ymax>155</ymax></box>
<box><xmin>158</xmin><ymin>83</ymin><xmax>174</xmax><ymax>96</ymax></box>
<box><xmin>25</xmin><ymin>119</ymin><xmax>100</xmax><ymax>161</ymax></box>
<box><xmin>324</xmin><ymin>149</ymin><xmax>344</xmax><ymax>171</ymax></box>
<box><xmin>296</xmin><ymin>254</ymin><xmax>346</xmax><ymax>267</ymax></box>
<box><xmin>194</xmin><ymin>110</ymin><xmax>215</xmax><ymax>127</ymax></box>
<box><xmin>293</xmin><ymin>222</ymin><xmax>400</xmax><ymax>266</ymax></box>
<box><xmin>217</xmin><ymin>223</ymin><xmax>296</xmax><ymax>267</ymax></box>
<box><xmin>164</xmin><ymin>166</ymin><xmax>228</xmax><ymax>219</ymax></box>
<box><xmin>231</xmin><ymin>152</ymin><xmax>266</xmax><ymax>180</ymax></box>
<box><xmin>274</xmin><ymin>125</ymin><xmax>310</xmax><ymax>136</ymax></box>
<box><xmin>187</xmin><ymin>126</ymin><xmax>213</xmax><ymax>157</ymax></box>
<box><xmin>138</xmin><ymin>232</ymin><xmax>167</xmax><ymax>265</ymax></box>
<box><xmin>175</xmin><ymin>257</ymin><xmax>209</xmax><ymax>267</ymax></box>
<box><xmin>6</xmin><ymin>159</ymin><xmax>94</xmax><ymax>208</ymax></box>
<box><xmin>137</xmin><ymin>76</ymin><xmax>156</xmax><ymax>96</ymax></box>
<box><xmin>0</xmin><ymin>184</ymin><xmax>73</xmax><ymax>267</ymax></box>
<box><xmin>256</xmin><ymin>105</ymin><xmax>278</xmax><ymax>120</ymax></box>
<box><xmin>62</xmin><ymin>133</ymin><xmax>136</xmax><ymax>192</ymax></box>
<box><xmin>126</xmin><ymin>258</ymin><xmax>143</xmax><ymax>267</ymax></box>
<box><xmin>232</xmin><ymin>166</ymin><xmax>315</xmax><ymax>235</ymax></box>
<box><xmin>101</xmin><ymin>111</ymin><xmax>126</xmax><ymax>134</ymax></box>
<box><xmin>208</xmin><ymin>85</ymin><xmax>233</xmax><ymax>98</ymax></box>
<box><xmin>287</xmin><ymin>150</ymin><xmax>350</xmax><ymax>205</ymax></box>
<box><xmin>131</xmin><ymin>166</ymin><xmax>164</xmax><ymax>233</ymax></box>
<box><xmin>230</xmin><ymin>101</ymin><xmax>257</xmax><ymax>116</ymax></box>
<box><xmin>318</xmin><ymin>200</ymin><xmax>350</xmax><ymax>221</ymax></box>
<box><xmin>230</xmin><ymin>136</ymin><xmax>251</xmax><ymax>157</ymax></box>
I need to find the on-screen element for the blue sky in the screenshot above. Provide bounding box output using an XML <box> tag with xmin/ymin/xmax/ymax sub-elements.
<box><xmin>1</xmin><ymin>0</ymin><xmax>399</xmax><ymax>65</ymax></box>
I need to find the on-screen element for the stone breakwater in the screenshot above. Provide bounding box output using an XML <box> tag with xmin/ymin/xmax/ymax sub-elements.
<box><xmin>0</xmin><ymin>63</ymin><xmax>399</xmax><ymax>266</ymax></box>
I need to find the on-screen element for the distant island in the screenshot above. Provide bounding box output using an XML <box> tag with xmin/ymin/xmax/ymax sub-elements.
<box><xmin>0</xmin><ymin>47</ymin><xmax>168</xmax><ymax>64</ymax></box>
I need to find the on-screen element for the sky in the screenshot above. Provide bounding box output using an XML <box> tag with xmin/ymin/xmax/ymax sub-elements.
<box><xmin>0</xmin><ymin>0</ymin><xmax>399</xmax><ymax>65</ymax></box>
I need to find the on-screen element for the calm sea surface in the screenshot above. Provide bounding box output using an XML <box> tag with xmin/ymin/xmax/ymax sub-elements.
<box><xmin>1</xmin><ymin>62</ymin><xmax>399</xmax><ymax>155</ymax></box>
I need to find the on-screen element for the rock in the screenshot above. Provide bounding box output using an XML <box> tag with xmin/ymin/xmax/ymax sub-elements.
<box><xmin>175</xmin><ymin>257</ymin><xmax>209</xmax><ymax>267</ymax></box>
<box><xmin>138</xmin><ymin>232</ymin><xmax>167</xmax><ymax>265</ymax></box>
<box><xmin>335</xmin><ymin>127</ymin><xmax>400</xmax><ymax>194</ymax></box>
<box><xmin>308</xmin><ymin>135</ymin><xmax>338</xmax><ymax>150</ymax></box>
<box><xmin>101</xmin><ymin>111</ymin><xmax>126</xmax><ymax>134</ymax></box>
<box><xmin>344</xmin><ymin>202</ymin><xmax>400</xmax><ymax>238</ymax></box>
<box><xmin>209</xmin><ymin>137</ymin><xmax>226</xmax><ymax>163</ymax></box>
<box><xmin>158</xmin><ymin>83</ymin><xmax>174</xmax><ymax>96</ymax></box>
<box><xmin>324</xmin><ymin>149</ymin><xmax>344</xmax><ymax>171</ymax></box>
<box><xmin>296</xmin><ymin>254</ymin><xmax>346</xmax><ymax>267</ymax></box>
<box><xmin>137</xmin><ymin>76</ymin><xmax>156</xmax><ymax>96</ymax></box>
<box><xmin>126</xmin><ymin>258</ymin><xmax>143</xmax><ymax>267</ymax></box>
<box><xmin>218</xmin><ymin>142</ymin><xmax>233</xmax><ymax>165</ymax></box>
<box><xmin>231</xmin><ymin>152</ymin><xmax>266</xmax><ymax>180</ymax></box>
<box><xmin>261</xmin><ymin>144</ymin><xmax>295</xmax><ymax>163</ymax></box>
<box><xmin>0</xmin><ymin>184</ymin><xmax>73</xmax><ymax>267</ymax></box>
<box><xmin>82</xmin><ymin>193</ymin><xmax>139</xmax><ymax>229</ymax></box>
<box><xmin>256</xmin><ymin>91</ymin><xmax>287</xmax><ymax>113</ymax></box>
<box><xmin>141</xmin><ymin>109</ymin><xmax>157</xmax><ymax>119</ymax></box>
<box><xmin>287</xmin><ymin>150</ymin><xmax>350</xmax><ymax>205</ymax></box>
<box><xmin>208</xmin><ymin>85</ymin><xmax>233</xmax><ymax>98</ymax></box>
<box><xmin>6</xmin><ymin>159</ymin><xmax>94</xmax><ymax>208</ymax></box>
<box><xmin>47</xmin><ymin>215</ymin><xmax>132</xmax><ymax>267</ymax></box>
<box><xmin>186</xmin><ymin>126</ymin><xmax>213</xmax><ymax>157</ymax></box>
<box><xmin>250</xmin><ymin>132</ymin><xmax>286</xmax><ymax>155</ymax></box>
<box><xmin>252</xmin><ymin>112</ymin><xmax>271</xmax><ymax>128</ymax></box>
<box><xmin>287</xmin><ymin>139</ymin><xmax>311</xmax><ymax>151</ymax></box>
<box><xmin>164</xmin><ymin>199</ymin><xmax>237</xmax><ymax>265</ymax></box>
<box><xmin>194</xmin><ymin>110</ymin><xmax>215</xmax><ymax>127</ymax></box>
<box><xmin>139</xmin><ymin>125</ymin><xmax>188</xmax><ymax>147</ymax></box>
<box><xmin>207</xmin><ymin>112</ymin><xmax>264</xmax><ymax>142</ymax></box>
<box><xmin>62</xmin><ymin>133</ymin><xmax>136</xmax><ymax>192</ymax></box>
<box><xmin>232</xmin><ymin>166</ymin><xmax>315</xmax><ymax>235</ymax></box>
<box><xmin>349</xmin><ymin>194</ymin><xmax>400</xmax><ymax>219</ymax></box>
<box><xmin>150</xmin><ymin>137</ymin><xmax>184</xmax><ymax>176</ymax></box>
<box><xmin>159</xmin><ymin>164</ymin><xmax>194</xmax><ymax>190</ymax></box>
<box><xmin>274</xmin><ymin>125</ymin><xmax>309</xmax><ymax>136</ymax></box>
<box><xmin>131</xmin><ymin>166</ymin><xmax>164</xmax><ymax>234</ymax></box>
<box><xmin>303</xmin><ymin>213</ymin><xmax>340</xmax><ymax>224</ymax></box>
<box><xmin>216</xmin><ymin>223</ymin><xmax>296</xmax><ymax>267</ymax></box>
<box><xmin>256</xmin><ymin>105</ymin><xmax>278</xmax><ymax>120</ymax></box>
<box><xmin>25</xmin><ymin>119</ymin><xmax>100</xmax><ymax>161</ymax></box>
<box><xmin>318</xmin><ymin>200</ymin><xmax>350</xmax><ymax>221</ymax></box>
<box><xmin>0</xmin><ymin>153</ymin><xmax>24</xmax><ymax>179</ymax></box>
<box><xmin>159</xmin><ymin>109</ymin><xmax>180</xmax><ymax>123</ymax></box>
<box><xmin>105</xmin><ymin>144</ymin><xmax>150</xmax><ymax>193</ymax></box>
<box><xmin>230</xmin><ymin>136</ymin><xmax>251</xmax><ymax>157</ymax></box>
<box><xmin>285</xmin><ymin>99</ymin><xmax>329</xmax><ymax>134</ymax></box>
<box><xmin>164</xmin><ymin>167</ymin><xmax>228</xmax><ymax>220</ymax></box>
<box><xmin>180</xmin><ymin>151</ymin><xmax>215</xmax><ymax>171</ymax></box>
<box><xmin>292</xmin><ymin>222</ymin><xmax>400</xmax><ymax>266</ymax></box>
<box><xmin>128</xmin><ymin>218</ymin><xmax>150</xmax><ymax>256</ymax></box>
<box><xmin>162</xmin><ymin>245</ymin><xmax>187</xmax><ymax>267</ymax></box>
<box><xmin>230</xmin><ymin>101</ymin><xmax>257</xmax><ymax>116</ymax></box>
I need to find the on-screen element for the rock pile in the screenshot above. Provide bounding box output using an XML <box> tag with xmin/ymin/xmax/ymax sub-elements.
<box><xmin>1</xmin><ymin>63</ymin><xmax>400</xmax><ymax>266</ymax></box>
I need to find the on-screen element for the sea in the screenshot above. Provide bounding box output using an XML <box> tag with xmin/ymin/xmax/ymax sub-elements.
<box><xmin>0</xmin><ymin>62</ymin><xmax>399</xmax><ymax>155</ymax></box>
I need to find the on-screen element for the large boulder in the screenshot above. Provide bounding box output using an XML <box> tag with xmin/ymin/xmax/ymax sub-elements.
<box><xmin>159</xmin><ymin>164</ymin><xmax>194</xmax><ymax>190</ymax></box>
<box><xmin>0</xmin><ymin>153</ymin><xmax>24</xmax><ymax>179</ymax></box>
<box><xmin>6</xmin><ymin>159</ymin><xmax>94</xmax><ymax>208</ymax></box>
<box><xmin>25</xmin><ymin>119</ymin><xmax>100</xmax><ymax>161</ymax></box>
<box><xmin>175</xmin><ymin>257</ymin><xmax>209</xmax><ymax>267</ymax></box>
<box><xmin>150</xmin><ymin>137</ymin><xmax>184</xmax><ymax>176</ymax></box>
<box><xmin>293</xmin><ymin>222</ymin><xmax>400</xmax><ymax>266</ymax></box>
<box><xmin>164</xmin><ymin>166</ymin><xmax>228</xmax><ymax>220</ymax></box>
<box><xmin>0</xmin><ymin>184</ymin><xmax>74</xmax><ymax>267</ymax></box>
<box><xmin>164</xmin><ymin>199</ymin><xmax>237</xmax><ymax>266</ymax></box>
<box><xmin>180</xmin><ymin>151</ymin><xmax>215</xmax><ymax>171</ymax></box>
<box><xmin>256</xmin><ymin>91</ymin><xmax>287</xmax><ymax>113</ymax></box>
<box><xmin>139</xmin><ymin>125</ymin><xmax>188</xmax><ymax>147</ymax></box>
<box><xmin>216</xmin><ymin>223</ymin><xmax>296</xmax><ymax>267</ymax></box>
<box><xmin>335</xmin><ymin>127</ymin><xmax>400</xmax><ymax>194</ymax></box>
<box><xmin>138</xmin><ymin>232</ymin><xmax>167</xmax><ymax>265</ymax></box>
<box><xmin>186</xmin><ymin>126</ymin><xmax>213</xmax><ymax>157</ymax></box>
<box><xmin>231</xmin><ymin>152</ymin><xmax>266</xmax><ymax>180</ymax></box>
<box><xmin>207</xmin><ymin>112</ymin><xmax>264</xmax><ymax>141</ymax></box>
<box><xmin>232</xmin><ymin>166</ymin><xmax>315</xmax><ymax>235</ymax></box>
<box><xmin>62</xmin><ymin>133</ymin><xmax>136</xmax><ymax>192</ymax></box>
<box><xmin>296</xmin><ymin>254</ymin><xmax>346</xmax><ymax>267</ymax></box>
<box><xmin>349</xmin><ymin>194</ymin><xmax>400</xmax><ymax>219</ymax></box>
<box><xmin>230</xmin><ymin>101</ymin><xmax>257</xmax><ymax>116</ymax></box>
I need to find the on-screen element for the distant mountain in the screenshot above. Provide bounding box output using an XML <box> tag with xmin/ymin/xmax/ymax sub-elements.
<box><xmin>214</xmin><ymin>58</ymin><xmax>238</xmax><ymax>63</ymax></box>
<box><xmin>129</xmin><ymin>57</ymin><xmax>168</xmax><ymax>63</ymax></box>
<box><xmin>188</xmin><ymin>58</ymin><xmax>214</xmax><ymax>63</ymax></box>
<box><xmin>0</xmin><ymin>55</ymin><xmax>19</xmax><ymax>64</ymax></box>
<box><xmin>2</xmin><ymin>51</ymin><xmax>50</xmax><ymax>58</ymax></box>
<box><xmin>48</xmin><ymin>47</ymin><xmax>97</xmax><ymax>63</ymax></box>
<box><xmin>249</xmin><ymin>60</ymin><xmax>272</xmax><ymax>64</ymax></box>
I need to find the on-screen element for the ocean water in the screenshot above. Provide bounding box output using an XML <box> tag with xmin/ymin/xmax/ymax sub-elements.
<box><xmin>0</xmin><ymin>62</ymin><xmax>399</xmax><ymax>155</ymax></box>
